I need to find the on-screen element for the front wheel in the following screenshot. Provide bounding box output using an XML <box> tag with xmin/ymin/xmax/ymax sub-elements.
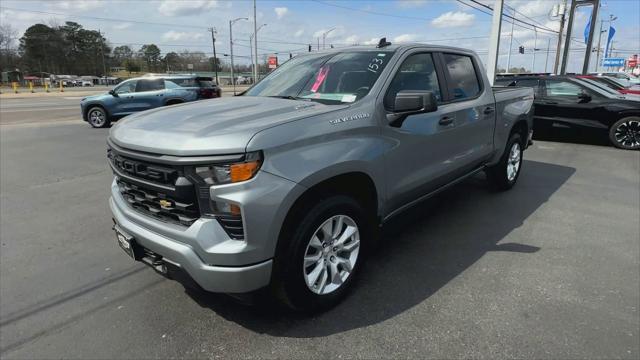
<box><xmin>486</xmin><ymin>133</ymin><xmax>524</xmax><ymax>191</ymax></box>
<box><xmin>87</xmin><ymin>107</ymin><xmax>110</xmax><ymax>128</ymax></box>
<box><xmin>609</xmin><ymin>117</ymin><xmax>640</xmax><ymax>150</ymax></box>
<box><xmin>272</xmin><ymin>195</ymin><xmax>371</xmax><ymax>313</ymax></box>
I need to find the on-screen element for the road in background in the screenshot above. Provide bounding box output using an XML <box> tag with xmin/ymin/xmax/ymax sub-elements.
<box><xmin>0</xmin><ymin>87</ymin><xmax>249</xmax><ymax>126</ymax></box>
<box><xmin>0</xmin><ymin>119</ymin><xmax>638</xmax><ymax>359</ymax></box>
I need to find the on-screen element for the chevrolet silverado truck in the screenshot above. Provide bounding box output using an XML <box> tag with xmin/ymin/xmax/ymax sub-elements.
<box><xmin>108</xmin><ymin>42</ymin><xmax>534</xmax><ymax>312</ymax></box>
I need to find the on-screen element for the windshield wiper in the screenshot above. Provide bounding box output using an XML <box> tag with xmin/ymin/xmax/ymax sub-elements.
<box><xmin>266</xmin><ymin>95</ymin><xmax>309</xmax><ymax>101</ymax></box>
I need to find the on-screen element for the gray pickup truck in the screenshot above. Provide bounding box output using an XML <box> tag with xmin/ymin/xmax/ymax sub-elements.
<box><xmin>108</xmin><ymin>43</ymin><xmax>534</xmax><ymax>311</ymax></box>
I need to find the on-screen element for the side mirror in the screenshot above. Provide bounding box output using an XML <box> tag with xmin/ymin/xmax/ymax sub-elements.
<box><xmin>388</xmin><ymin>90</ymin><xmax>438</xmax><ymax>125</ymax></box>
<box><xmin>577</xmin><ymin>90</ymin><xmax>591</xmax><ymax>103</ymax></box>
<box><xmin>109</xmin><ymin>89</ymin><xmax>118</xmax><ymax>97</ymax></box>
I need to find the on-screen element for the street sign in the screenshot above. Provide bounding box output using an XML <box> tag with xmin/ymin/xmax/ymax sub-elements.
<box><xmin>602</xmin><ymin>58</ymin><xmax>624</xmax><ymax>67</ymax></box>
<box><xmin>268</xmin><ymin>56</ymin><xmax>278</xmax><ymax>69</ymax></box>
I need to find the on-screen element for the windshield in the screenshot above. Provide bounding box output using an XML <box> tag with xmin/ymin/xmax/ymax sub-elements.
<box><xmin>245</xmin><ymin>51</ymin><xmax>393</xmax><ymax>104</ymax></box>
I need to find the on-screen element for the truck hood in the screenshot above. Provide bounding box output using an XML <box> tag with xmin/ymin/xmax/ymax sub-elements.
<box><xmin>109</xmin><ymin>96</ymin><xmax>344</xmax><ymax>156</ymax></box>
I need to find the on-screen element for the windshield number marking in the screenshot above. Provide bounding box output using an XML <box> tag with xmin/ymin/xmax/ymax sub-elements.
<box><xmin>367</xmin><ymin>57</ymin><xmax>384</xmax><ymax>73</ymax></box>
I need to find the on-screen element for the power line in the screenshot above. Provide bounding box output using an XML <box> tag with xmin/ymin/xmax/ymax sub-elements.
<box><xmin>459</xmin><ymin>0</ymin><xmax>559</xmax><ymax>35</ymax></box>
<box><xmin>0</xmin><ymin>6</ymin><xmax>210</xmax><ymax>30</ymax></box>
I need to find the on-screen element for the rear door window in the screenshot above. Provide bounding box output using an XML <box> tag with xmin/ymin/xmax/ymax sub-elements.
<box><xmin>442</xmin><ymin>53</ymin><xmax>481</xmax><ymax>100</ymax></box>
<box><xmin>136</xmin><ymin>79</ymin><xmax>164</xmax><ymax>92</ymax></box>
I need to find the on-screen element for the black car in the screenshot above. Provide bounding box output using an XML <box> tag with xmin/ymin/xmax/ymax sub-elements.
<box><xmin>495</xmin><ymin>75</ymin><xmax>640</xmax><ymax>150</ymax></box>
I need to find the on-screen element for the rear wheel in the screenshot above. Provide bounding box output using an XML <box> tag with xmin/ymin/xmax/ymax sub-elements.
<box><xmin>272</xmin><ymin>195</ymin><xmax>370</xmax><ymax>313</ymax></box>
<box><xmin>486</xmin><ymin>133</ymin><xmax>524</xmax><ymax>191</ymax></box>
<box><xmin>87</xmin><ymin>106</ymin><xmax>110</xmax><ymax>128</ymax></box>
<box><xmin>609</xmin><ymin>117</ymin><xmax>640</xmax><ymax>150</ymax></box>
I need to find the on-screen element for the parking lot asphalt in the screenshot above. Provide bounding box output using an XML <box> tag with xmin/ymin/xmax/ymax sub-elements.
<box><xmin>0</xmin><ymin>115</ymin><xmax>639</xmax><ymax>358</ymax></box>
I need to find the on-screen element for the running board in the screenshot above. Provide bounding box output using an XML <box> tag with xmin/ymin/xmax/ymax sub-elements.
<box><xmin>381</xmin><ymin>166</ymin><xmax>486</xmax><ymax>224</ymax></box>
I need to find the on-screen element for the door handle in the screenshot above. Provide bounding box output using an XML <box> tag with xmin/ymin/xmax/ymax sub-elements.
<box><xmin>483</xmin><ymin>107</ymin><xmax>495</xmax><ymax>115</ymax></box>
<box><xmin>438</xmin><ymin>116</ymin><xmax>454</xmax><ymax>126</ymax></box>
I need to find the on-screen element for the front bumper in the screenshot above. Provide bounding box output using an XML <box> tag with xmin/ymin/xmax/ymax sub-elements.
<box><xmin>109</xmin><ymin>167</ymin><xmax>303</xmax><ymax>293</ymax></box>
<box><xmin>110</xmin><ymin>195</ymin><xmax>272</xmax><ymax>293</ymax></box>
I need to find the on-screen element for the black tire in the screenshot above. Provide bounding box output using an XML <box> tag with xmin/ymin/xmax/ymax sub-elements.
<box><xmin>486</xmin><ymin>132</ymin><xmax>524</xmax><ymax>191</ymax></box>
<box><xmin>272</xmin><ymin>195</ymin><xmax>372</xmax><ymax>313</ymax></box>
<box><xmin>609</xmin><ymin>117</ymin><xmax>640</xmax><ymax>150</ymax></box>
<box><xmin>86</xmin><ymin>106</ymin><xmax>110</xmax><ymax>128</ymax></box>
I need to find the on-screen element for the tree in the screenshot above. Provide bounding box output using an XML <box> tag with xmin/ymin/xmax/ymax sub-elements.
<box><xmin>113</xmin><ymin>45</ymin><xmax>133</xmax><ymax>66</ymax></box>
<box><xmin>208</xmin><ymin>56</ymin><xmax>221</xmax><ymax>72</ymax></box>
<box><xmin>123</xmin><ymin>58</ymin><xmax>141</xmax><ymax>74</ymax></box>
<box><xmin>19</xmin><ymin>24</ymin><xmax>65</xmax><ymax>73</ymax></box>
<box><xmin>138</xmin><ymin>44</ymin><xmax>161</xmax><ymax>72</ymax></box>
<box><xmin>164</xmin><ymin>52</ymin><xmax>180</xmax><ymax>72</ymax></box>
<box><xmin>0</xmin><ymin>24</ymin><xmax>19</xmax><ymax>70</ymax></box>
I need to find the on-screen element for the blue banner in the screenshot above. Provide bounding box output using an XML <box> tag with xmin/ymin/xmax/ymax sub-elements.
<box><xmin>584</xmin><ymin>14</ymin><xmax>592</xmax><ymax>44</ymax></box>
<box><xmin>604</xmin><ymin>26</ymin><xmax>616</xmax><ymax>58</ymax></box>
<box><xmin>602</xmin><ymin>58</ymin><xmax>624</xmax><ymax>67</ymax></box>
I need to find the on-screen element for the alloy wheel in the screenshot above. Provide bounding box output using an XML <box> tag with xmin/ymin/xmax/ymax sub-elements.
<box><xmin>89</xmin><ymin>109</ymin><xmax>106</xmax><ymax>127</ymax></box>
<box><xmin>614</xmin><ymin>120</ymin><xmax>640</xmax><ymax>149</ymax></box>
<box><xmin>303</xmin><ymin>215</ymin><xmax>360</xmax><ymax>295</ymax></box>
<box><xmin>507</xmin><ymin>142</ymin><xmax>521</xmax><ymax>181</ymax></box>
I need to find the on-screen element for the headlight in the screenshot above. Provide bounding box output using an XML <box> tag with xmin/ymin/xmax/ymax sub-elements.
<box><xmin>192</xmin><ymin>151</ymin><xmax>262</xmax><ymax>185</ymax></box>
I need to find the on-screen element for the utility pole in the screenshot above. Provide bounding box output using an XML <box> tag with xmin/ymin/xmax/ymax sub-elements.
<box><xmin>486</xmin><ymin>0</ymin><xmax>504</xmax><ymax>84</ymax></box>
<box><xmin>553</xmin><ymin>0</ymin><xmax>567</xmax><ymax>74</ymax></box>
<box><xmin>229</xmin><ymin>17</ymin><xmax>247</xmax><ymax>95</ymax></box>
<box><xmin>253</xmin><ymin>0</ymin><xmax>258</xmax><ymax>84</ymax></box>
<box><xmin>505</xmin><ymin>5</ymin><xmax>515</xmax><ymax>72</ymax></box>
<box><xmin>545</xmin><ymin>37</ymin><xmax>551</xmax><ymax>72</ymax></box>
<box><xmin>249</xmin><ymin>24</ymin><xmax>267</xmax><ymax>85</ymax></box>
<box><xmin>595</xmin><ymin>18</ymin><xmax>605</xmax><ymax>72</ymax></box>
<box><xmin>208</xmin><ymin>27</ymin><xmax>219</xmax><ymax>85</ymax></box>
<box><xmin>99</xmin><ymin>29</ymin><xmax>107</xmax><ymax>81</ymax></box>
<box><xmin>317</xmin><ymin>37</ymin><xmax>320</xmax><ymax>51</ymax></box>
<box><xmin>531</xmin><ymin>29</ymin><xmax>538</xmax><ymax>72</ymax></box>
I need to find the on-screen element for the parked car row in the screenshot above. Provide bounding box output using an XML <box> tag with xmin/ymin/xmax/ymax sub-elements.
<box><xmin>496</xmin><ymin>74</ymin><xmax>640</xmax><ymax>150</ymax></box>
<box><xmin>80</xmin><ymin>74</ymin><xmax>221</xmax><ymax>128</ymax></box>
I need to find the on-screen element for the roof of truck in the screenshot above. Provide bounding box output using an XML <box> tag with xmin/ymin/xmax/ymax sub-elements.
<box><xmin>313</xmin><ymin>43</ymin><xmax>477</xmax><ymax>54</ymax></box>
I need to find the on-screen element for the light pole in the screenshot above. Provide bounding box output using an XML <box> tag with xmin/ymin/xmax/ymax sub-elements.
<box><xmin>531</xmin><ymin>29</ymin><xmax>538</xmax><ymax>72</ymax></box>
<box><xmin>505</xmin><ymin>5</ymin><xmax>515</xmax><ymax>72</ymax></box>
<box><xmin>250</xmin><ymin>23</ymin><xmax>267</xmax><ymax>84</ymax></box>
<box><xmin>229</xmin><ymin>17</ymin><xmax>248</xmax><ymax>95</ymax></box>
<box><xmin>322</xmin><ymin>27</ymin><xmax>336</xmax><ymax>49</ymax></box>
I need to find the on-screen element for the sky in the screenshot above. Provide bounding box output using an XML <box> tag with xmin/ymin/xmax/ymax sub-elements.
<box><xmin>1</xmin><ymin>0</ymin><xmax>639</xmax><ymax>73</ymax></box>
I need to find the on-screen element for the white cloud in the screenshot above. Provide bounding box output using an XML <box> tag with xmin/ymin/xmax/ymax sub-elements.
<box><xmin>274</xmin><ymin>7</ymin><xmax>289</xmax><ymax>19</ymax></box>
<box><xmin>49</xmin><ymin>0</ymin><xmax>104</xmax><ymax>11</ymax></box>
<box><xmin>397</xmin><ymin>0</ymin><xmax>427</xmax><ymax>8</ymax></box>
<box><xmin>113</xmin><ymin>23</ymin><xmax>132</xmax><ymax>30</ymax></box>
<box><xmin>363</xmin><ymin>38</ymin><xmax>380</xmax><ymax>45</ymax></box>
<box><xmin>431</xmin><ymin>11</ymin><xmax>475</xmax><ymax>28</ymax></box>
<box><xmin>158</xmin><ymin>0</ymin><xmax>218</xmax><ymax>16</ymax></box>
<box><xmin>515</xmin><ymin>0</ymin><xmax>552</xmax><ymax>18</ymax></box>
<box><xmin>162</xmin><ymin>30</ymin><xmax>204</xmax><ymax>42</ymax></box>
<box><xmin>294</xmin><ymin>29</ymin><xmax>305</xmax><ymax>38</ymax></box>
<box><xmin>393</xmin><ymin>34</ymin><xmax>417</xmax><ymax>43</ymax></box>
<box><xmin>344</xmin><ymin>35</ymin><xmax>359</xmax><ymax>44</ymax></box>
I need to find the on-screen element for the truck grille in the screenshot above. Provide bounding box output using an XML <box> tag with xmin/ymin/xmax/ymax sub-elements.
<box><xmin>108</xmin><ymin>148</ymin><xmax>201</xmax><ymax>227</ymax></box>
<box><xmin>117</xmin><ymin>179</ymin><xmax>199</xmax><ymax>226</ymax></box>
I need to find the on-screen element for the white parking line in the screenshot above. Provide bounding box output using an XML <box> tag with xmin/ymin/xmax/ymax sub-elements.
<box><xmin>0</xmin><ymin>106</ymin><xmax>78</xmax><ymax>113</ymax></box>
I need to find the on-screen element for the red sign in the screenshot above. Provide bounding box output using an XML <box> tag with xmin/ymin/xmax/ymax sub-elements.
<box><xmin>628</xmin><ymin>55</ymin><xmax>638</xmax><ymax>68</ymax></box>
<box><xmin>268</xmin><ymin>56</ymin><xmax>278</xmax><ymax>69</ymax></box>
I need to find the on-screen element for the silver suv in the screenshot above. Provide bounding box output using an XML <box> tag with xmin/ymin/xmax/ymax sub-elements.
<box><xmin>108</xmin><ymin>43</ymin><xmax>534</xmax><ymax>311</ymax></box>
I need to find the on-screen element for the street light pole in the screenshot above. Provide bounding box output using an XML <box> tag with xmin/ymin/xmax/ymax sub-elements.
<box><xmin>253</xmin><ymin>0</ymin><xmax>258</xmax><ymax>84</ymax></box>
<box><xmin>229</xmin><ymin>17</ymin><xmax>248</xmax><ymax>95</ymax></box>
<box><xmin>322</xmin><ymin>27</ymin><xmax>336</xmax><ymax>49</ymax></box>
<box><xmin>531</xmin><ymin>29</ymin><xmax>538</xmax><ymax>72</ymax></box>
<box><xmin>505</xmin><ymin>6</ymin><xmax>515</xmax><ymax>72</ymax></box>
<box><xmin>250</xmin><ymin>24</ymin><xmax>266</xmax><ymax>85</ymax></box>
<box><xmin>545</xmin><ymin>37</ymin><xmax>551</xmax><ymax>72</ymax></box>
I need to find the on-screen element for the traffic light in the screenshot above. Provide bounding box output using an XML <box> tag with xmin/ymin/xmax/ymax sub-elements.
<box><xmin>518</xmin><ymin>46</ymin><xmax>525</xmax><ymax>54</ymax></box>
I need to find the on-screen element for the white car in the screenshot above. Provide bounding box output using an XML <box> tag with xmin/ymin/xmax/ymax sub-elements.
<box><xmin>81</xmin><ymin>80</ymin><xmax>94</xmax><ymax>87</ymax></box>
<box><xmin>592</xmin><ymin>72</ymin><xmax>640</xmax><ymax>87</ymax></box>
